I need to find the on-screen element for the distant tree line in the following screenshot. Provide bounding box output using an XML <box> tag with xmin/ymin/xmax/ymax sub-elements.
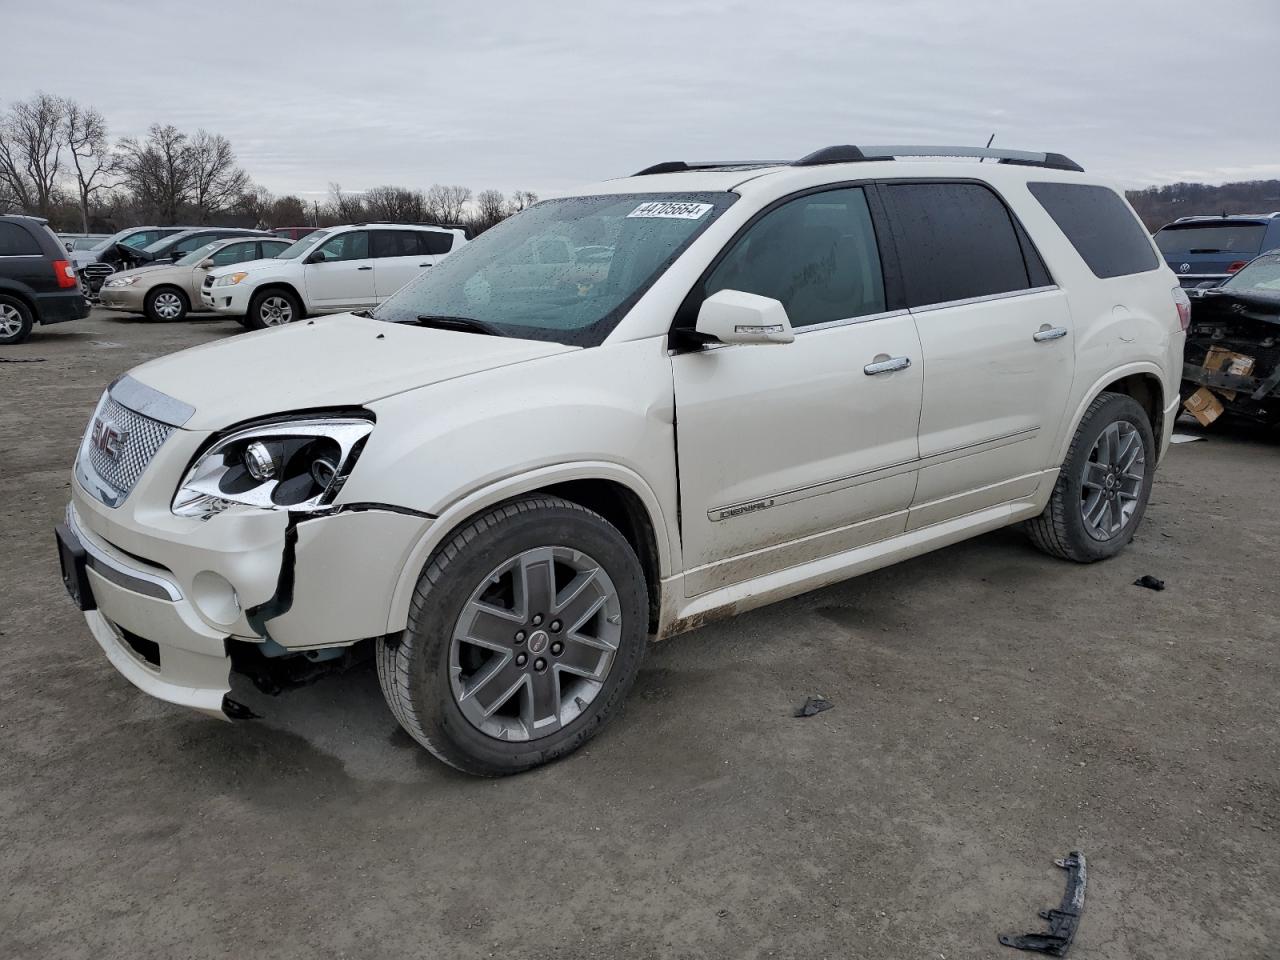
<box><xmin>0</xmin><ymin>92</ymin><xmax>537</xmax><ymax>235</ymax></box>
<box><xmin>1126</xmin><ymin>180</ymin><xmax>1280</xmax><ymax>232</ymax></box>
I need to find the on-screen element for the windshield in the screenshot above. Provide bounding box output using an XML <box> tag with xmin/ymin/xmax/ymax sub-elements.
<box><xmin>176</xmin><ymin>241</ymin><xmax>224</xmax><ymax>266</ymax></box>
<box><xmin>91</xmin><ymin>230</ymin><xmax>145</xmax><ymax>253</ymax></box>
<box><xmin>1155</xmin><ymin>223</ymin><xmax>1266</xmax><ymax>255</ymax></box>
<box><xmin>277</xmin><ymin>230</ymin><xmax>330</xmax><ymax>259</ymax></box>
<box><xmin>1222</xmin><ymin>254</ymin><xmax>1280</xmax><ymax>295</ymax></box>
<box><xmin>373</xmin><ymin>193</ymin><xmax>736</xmax><ymax>345</ymax></box>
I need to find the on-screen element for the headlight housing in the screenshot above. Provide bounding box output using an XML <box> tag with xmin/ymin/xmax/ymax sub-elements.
<box><xmin>172</xmin><ymin>416</ymin><xmax>373</xmax><ymax>519</ymax></box>
<box><xmin>213</xmin><ymin>272</ymin><xmax>249</xmax><ymax>287</ymax></box>
<box><xmin>104</xmin><ymin>276</ymin><xmax>139</xmax><ymax>287</ymax></box>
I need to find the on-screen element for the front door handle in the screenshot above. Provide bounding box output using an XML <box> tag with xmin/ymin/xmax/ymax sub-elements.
<box><xmin>1033</xmin><ymin>326</ymin><xmax>1068</xmax><ymax>342</ymax></box>
<box><xmin>863</xmin><ymin>356</ymin><xmax>912</xmax><ymax>375</ymax></box>
<box><xmin>357</xmin><ymin>265</ymin><xmax>373</xmax><ymax>271</ymax></box>
<box><xmin>418</xmin><ymin>263</ymin><xmax>432</xmax><ymax>267</ymax></box>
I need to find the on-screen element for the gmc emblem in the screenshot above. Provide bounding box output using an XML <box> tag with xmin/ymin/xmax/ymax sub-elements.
<box><xmin>90</xmin><ymin>418</ymin><xmax>127</xmax><ymax>462</ymax></box>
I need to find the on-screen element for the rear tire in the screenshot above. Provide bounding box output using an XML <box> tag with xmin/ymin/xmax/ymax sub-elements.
<box><xmin>144</xmin><ymin>286</ymin><xmax>188</xmax><ymax>322</ymax></box>
<box><xmin>1026</xmin><ymin>391</ymin><xmax>1156</xmax><ymax>562</ymax></box>
<box><xmin>244</xmin><ymin>289</ymin><xmax>302</xmax><ymax>330</ymax></box>
<box><xmin>0</xmin><ymin>295</ymin><xmax>34</xmax><ymax>345</ymax></box>
<box><xmin>376</xmin><ymin>495</ymin><xmax>648</xmax><ymax>776</ymax></box>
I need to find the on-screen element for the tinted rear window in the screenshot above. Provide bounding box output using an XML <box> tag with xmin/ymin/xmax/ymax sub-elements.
<box><xmin>1028</xmin><ymin>182</ymin><xmax>1159</xmax><ymax>278</ymax></box>
<box><xmin>1153</xmin><ymin>222</ymin><xmax>1266</xmax><ymax>256</ymax></box>
<box><xmin>418</xmin><ymin>231</ymin><xmax>454</xmax><ymax>255</ymax></box>
<box><xmin>0</xmin><ymin>222</ymin><xmax>43</xmax><ymax>256</ymax></box>
<box><xmin>885</xmin><ymin>182</ymin><xmax>1039</xmax><ymax>307</ymax></box>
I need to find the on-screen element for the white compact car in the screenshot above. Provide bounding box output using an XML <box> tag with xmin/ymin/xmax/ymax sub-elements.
<box><xmin>200</xmin><ymin>223</ymin><xmax>466</xmax><ymax>329</ymax></box>
<box><xmin>58</xmin><ymin>145</ymin><xmax>1188</xmax><ymax>775</ymax></box>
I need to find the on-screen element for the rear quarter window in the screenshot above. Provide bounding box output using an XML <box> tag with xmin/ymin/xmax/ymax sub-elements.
<box><xmin>0</xmin><ymin>222</ymin><xmax>43</xmax><ymax>257</ymax></box>
<box><xmin>1028</xmin><ymin>182</ymin><xmax>1159</xmax><ymax>279</ymax></box>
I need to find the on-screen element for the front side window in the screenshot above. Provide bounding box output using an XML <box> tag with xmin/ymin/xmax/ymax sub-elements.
<box><xmin>1030</xmin><ymin>182</ymin><xmax>1160</xmax><ymax>279</ymax></box>
<box><xmin>172</xmin><ymin>233</ymin><xmax>213</xmax><ymax>255</ymax></box>
<box><xmin>261</xmin><ymin>240</ymin><xmax>291</xmax><ymax>258</ymax></box>
<box><xmin>703</xmin><ymin>187</ymin><xmax>886</xmax><ymax>328</ymax></box>
<box><xmin>886</xmin><ymin>182</ymin><xmax>1037</xmax><ymax>306</ymax></box>
<box><xmin>122</xmin><ymin>231</ymin><xmax>161</xmax><ymax>250</ymax></box>
<box><xmin>373</xmin><ymin>193</ymin><xmax>736</xmax><ymax>346</ymax></box>
<box><xmin>316</xmin><ymin>230</ymin><xmax>369</xmax><ymax>262</ymax></box>
<box><xmin>176</xmin><ymin>241</ymin><xmax>223</xmax><ymax>266</ymax></box>
<box><xmin>277</xmin><ymin>230</ymin><xmax>329</xmax><ymax>259</ymax></box>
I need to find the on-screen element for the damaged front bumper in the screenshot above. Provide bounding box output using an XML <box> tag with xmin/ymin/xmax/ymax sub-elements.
<box><xmin>63</xmin><ymin>477</ymin><xmax>433</xmax><ymax>718</ymax></box>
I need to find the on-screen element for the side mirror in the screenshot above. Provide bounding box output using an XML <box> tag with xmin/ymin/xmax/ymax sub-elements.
<box><xmin>694</xmin><ymin>289</ymin><xmax>794</xmax><ymax>345</ymax></box>
<box><xmin>65</xmin><ymin>241</ymin><xmax>74</xmax><ymax>252</ymax></box>
<box><xmin>198</xmin><ymin>259</ymin><xmax>215</xmax><ymax>269</ymax></box>
<box><xmin>305</xmin><ymin>250</ymin><xmax>327</xmax><ymax>264</ymax></box>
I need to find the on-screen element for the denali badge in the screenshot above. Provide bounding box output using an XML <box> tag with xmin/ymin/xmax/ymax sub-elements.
<box><xmin>90</xmin><ymin>418</ymin><xmax>127</xmax><ymax>462</ymax></box>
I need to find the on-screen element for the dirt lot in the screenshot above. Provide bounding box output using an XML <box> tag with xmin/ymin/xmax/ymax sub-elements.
<box><xmin>2</xmin><ymin>309</ymin><xmax>1278</xmax><ymax>960</ymax></box>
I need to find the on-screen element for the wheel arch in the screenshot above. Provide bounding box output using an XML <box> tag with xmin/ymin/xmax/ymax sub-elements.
<box><xmin>1057</xmin><ymin>363</ymin><xmax>1168</xmax><ymax>466</ymax></box>
<box><xmin>384</xmin><ymin>462</ymin><xmax>673</xmax><ymax>636</ymax></box>
<box><xmin>250</xmin><ymin>281</ymin><xmax>305</xmax><ymax>310</ymax></box>
<box><xmin>0</xmin><ymin>284</ymin><xmax>37</xmax><ymax>319</ymax></box>
<box><xmin>147</xmin><ymin>283</ymin><xmax>190</xmax><ymax>309</ymax></box>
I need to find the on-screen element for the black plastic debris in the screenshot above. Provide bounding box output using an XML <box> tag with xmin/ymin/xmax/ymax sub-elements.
<box><xmin>999</xmin><ymin>851</ymin><xmax>1087</xmax><ymax>957</ymax></box>
<box><xmin>0</xmin><ymin>357</ymin><xmax>47</xmax><ymax>363</ymax></box>
<box><xmin>794</xmin><ymin>696</ymin><xmax>833</xmax><ymax>718</ymax></box>
<box><xmin>1133</xmin><ymin>575</ymin><xmax>1165</xmax><ymax>591</ymax></box>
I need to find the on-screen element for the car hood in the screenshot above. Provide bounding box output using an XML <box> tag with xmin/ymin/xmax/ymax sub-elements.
<box><xmin>127</xmin><ymin>313</ymin><xmax>579</xmax><ymax>430</ymax></box>
<box><xmin>106</xmin><ymin>263</ymin><xmax>183</xmax><ymax>282</ymax></box>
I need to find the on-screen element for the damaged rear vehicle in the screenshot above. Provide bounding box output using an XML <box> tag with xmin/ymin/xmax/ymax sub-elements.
<box><xmin>1181</xmin><ymin>252</ymin><xmax>1280</xmax><ymax>426</ymax></box>
<box><xmin>56</xmin><ymin>144</ymin><xmax>1185</xmax><ymax>776</ymax></box>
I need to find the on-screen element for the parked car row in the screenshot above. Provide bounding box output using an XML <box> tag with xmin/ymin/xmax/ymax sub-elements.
<box><xmin>1152</xmin><ymin>211</ymin><xmax>1280</xmax><ymax>292</ymax></box>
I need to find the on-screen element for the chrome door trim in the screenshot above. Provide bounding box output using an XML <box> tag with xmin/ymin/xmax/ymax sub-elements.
<box><xmin>908</xmin><ymin>285</ymin><xmax>1060</xmax><ymax>315</ymax></box>
<box><xmin>708</xmin><ymin>426</ymin><xmax>1040</xmax><ymax>521</ymax></box>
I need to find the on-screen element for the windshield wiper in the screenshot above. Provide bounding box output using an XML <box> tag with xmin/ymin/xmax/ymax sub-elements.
<box><xmin>414</xmin><ymin>314</ymin><xmax>505</xmax><ymax>337</ymax></box>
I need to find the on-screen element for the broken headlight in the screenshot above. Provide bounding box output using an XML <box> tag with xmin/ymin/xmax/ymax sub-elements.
<box><xmin>172</xmin><ymin>417</ymin><xmax>373</xmax><ymax>519</ymax></box>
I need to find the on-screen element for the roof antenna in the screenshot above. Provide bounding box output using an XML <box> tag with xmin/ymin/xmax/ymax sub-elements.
<box><xmin>981</xmin><ymin>133</ymin><xmax>996</xmax><ymax>161</ymax></box>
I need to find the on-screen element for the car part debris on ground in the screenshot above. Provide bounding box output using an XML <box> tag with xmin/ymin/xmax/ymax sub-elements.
<box><xmin>999</xmin><ymin>851</ymin><xmax>1087</xmax><ymax>956</ymax></box>
<box><xmin>1133</xmin><ymin>575</ymin><xmax>1166</xmax><ymax>591</ymax></box>
<box><xmin>794</xmin><ymin>696</ymin><xmax>834</xmax><ymax>717</ymax></box>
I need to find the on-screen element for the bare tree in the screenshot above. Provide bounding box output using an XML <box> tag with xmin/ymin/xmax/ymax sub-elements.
<box><xmin>0</xmin><ymin>93</ymin><xmax>67</xmax><ymax>218</ymax></box>
<box><xmin>424</xmin><ymin>184</ymin><xmax>472</xmax><ymax>224</ymax></box>
<box><xmin>270</xmin><ymin>194</ymin><xmax>308</xmax><ymax>226</ymax></box>
<box><xmin>188</xmin><ymin>130</ymin><xmax>249</xmax><ymax>221</ymax></box>
<box><xmin>471</xmin><ymin>188</ymin><xmax>507</xmax><ymax>233</ymax></box>
<box><xmin>363</xmin><ymin>185</ymin><xmax>426</xmax><ymax>222</ymax></box>
<box><xmin>506</xmin><ymin>190</ymin><xmax>538</xmax><ymax>215</ymax></box>
<box><xmin>117</xmin><ymin>124</ymin><xmax>192</xmax><ymax>222</ymax></box>
<box><xmin>327</xmin><ymin>182</ymin><xmax>365</xmax><ymax>223</ymax></box>
<box><xmin>62</xmin><ymin>99</ymin><xmax>116</xmax><ymax>233</ymax></box>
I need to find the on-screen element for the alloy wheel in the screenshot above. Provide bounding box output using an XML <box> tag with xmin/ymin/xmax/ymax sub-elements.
<box><xmin>260</xmin><ymin>296</ymin><xmax>293</xmax><ymax>325</ymax></box>
<box><xmin>1079</xmin><ymin>420</ymin><xmax>1146</xmax><ymax>541</ymax></box>
<box><xmin>449</xmin><ymin>545</ymin><xmax>622</xmax><ymax>742</ymax></box>
<box><xmin>0</xmin><ymin>303</ymin><xmax>22</xmax><ymax>338</ymax></box>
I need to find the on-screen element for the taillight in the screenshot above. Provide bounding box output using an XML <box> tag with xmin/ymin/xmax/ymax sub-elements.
<box><xmin>1172</xmin><ymin>286</ymin><xmax>1191</xmax><ymax>332</ymax></box>
<box><xmin>1226</xmin><ymin>260</ymin><xmax>1248</xmax><ymax>274</ymax></box>
<box><xmin>52</xmin><ymin>259</ymin><xmax>78</xmax><ymax>289</ymax></box>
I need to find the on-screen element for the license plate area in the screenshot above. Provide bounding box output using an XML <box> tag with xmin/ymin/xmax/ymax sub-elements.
<box><xmin>54</xmin><ymin>523</ymin><xmax>96</xmax><ymax>612</ymax></box>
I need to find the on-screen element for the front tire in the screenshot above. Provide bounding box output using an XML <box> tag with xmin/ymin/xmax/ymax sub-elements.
<box><xmin>0</xmin><ymin>295</ymin><xmax>34</xmax><ymax>345</ymax></box>
<box><xmin>377</xmin><ymin>495</ymin><xmax>648</xmax><ymax>776</ymax></box>
<box><xmin>244</xmin><ymin>289</ymin><xmax>302</xmax><ymax>330</ymax></box>
<box><xmin>144</xmin><ymin>286</ymin><xmax>188</xmax><ymax>322</ymax></box>
<box><xmin>1026</xmin><ymin>391</ymin><xmax>1156</xmax><ymax>562</ymax></box>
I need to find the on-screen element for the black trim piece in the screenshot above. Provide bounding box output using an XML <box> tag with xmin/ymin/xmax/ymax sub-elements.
<box><xmin>793</xmin><ymin>145</ymin><xmax>867</xmax><ymax>166</ymax></box>
<box><xmin>244</xmin><ymin>518</ymin><xmax>299</xmax><ymax>638</ymax></box>
<box><xmin>999</xmin><ymin>851</ymin><xmax>1087</xmax><ymax>956</ymax></box>
<box><xmin>632</xmin><ymin>161</ymin><xmax>786</xmax><ymax>176</ymax></box>
<box><xmin>998</xmin><ymin>151</ymin><xmax>1085</xmax><ymax>173</ymax></box>
<box><xmin>325</xmin><ymin>502</ymin><xmax>436</xmax><ymax>520</ymax></box>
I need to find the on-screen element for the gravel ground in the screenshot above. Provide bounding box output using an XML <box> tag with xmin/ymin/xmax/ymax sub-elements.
<box><xmin>2</xmin><ymin>309</ymin><xmax>1278</xmax><ymax>959</ymax></box>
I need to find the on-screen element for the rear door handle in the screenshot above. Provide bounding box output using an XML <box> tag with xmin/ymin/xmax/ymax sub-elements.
<box><xmin>1033</xmin><ymin>326</ymin><xmax>1068</xmax><ymax>342</ymax></box>
<box><xmin>357</xmin><ymin>265</ymin><xmax>373</xmax><ymax>271</ymax></box>
<box><xmin>863</xmin><ymin>356</ymin><xmax>911</xmax><ymax>375</ymax></box>
<box><xmin>418</xmin><ymin>263</ymin><xmax>432</xmax><ymax>267</ymax></box>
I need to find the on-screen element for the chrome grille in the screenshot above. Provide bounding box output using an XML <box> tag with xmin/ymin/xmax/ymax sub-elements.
<box><xmin>82</xmin><ymin>263</ymin><xmax>115</xmax><ymax>280</ymax></box>
<box><xmin>82</xmin><ymin>395</ymin><xmax>174</xmax><ymax>503</ymax></box>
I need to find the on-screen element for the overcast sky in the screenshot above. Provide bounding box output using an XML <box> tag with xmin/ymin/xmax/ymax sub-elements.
<box><xmin>6</xmin><ymin>0</ymin><xmax>1278</xmax><ymax>199</ymax></box>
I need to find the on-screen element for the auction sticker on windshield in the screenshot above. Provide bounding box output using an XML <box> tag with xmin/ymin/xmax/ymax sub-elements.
<box><xmin>627</xmin><ymin>201</ymin><xmax>714</xmax><ymax>219</ymax></box>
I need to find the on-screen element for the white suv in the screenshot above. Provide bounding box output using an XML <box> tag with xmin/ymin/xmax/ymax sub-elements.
<box><xmin>201</xmin><ymin>223</ymin><xmax>466</xmax><ymax>329</ymax></box>
<box><xmin>57</xmin><ymin>145</ymin><xmax>1187</xmax><ymax>776</ymax></box>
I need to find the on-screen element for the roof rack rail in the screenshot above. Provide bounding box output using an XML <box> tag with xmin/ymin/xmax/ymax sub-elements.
<box><xmin>793</xmin><ymin>144</ymin><xmax>1084</xmax><ymax>172</ymax></box>
<box><xmin>632</xmin><ymin>160</ymin><xmax>787</xmax><ymax>176</ymax></box>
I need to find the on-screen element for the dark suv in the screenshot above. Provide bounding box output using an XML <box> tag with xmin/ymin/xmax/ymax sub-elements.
<box><xmin>0</xmin><ymin>215</ymin><xmax>89</xmax><ymax>345</ymax></box>
<box><xmin>1153</xmin><ymin>213</ymin><xmax>1280</xmax><ymax>290</ymax></box>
